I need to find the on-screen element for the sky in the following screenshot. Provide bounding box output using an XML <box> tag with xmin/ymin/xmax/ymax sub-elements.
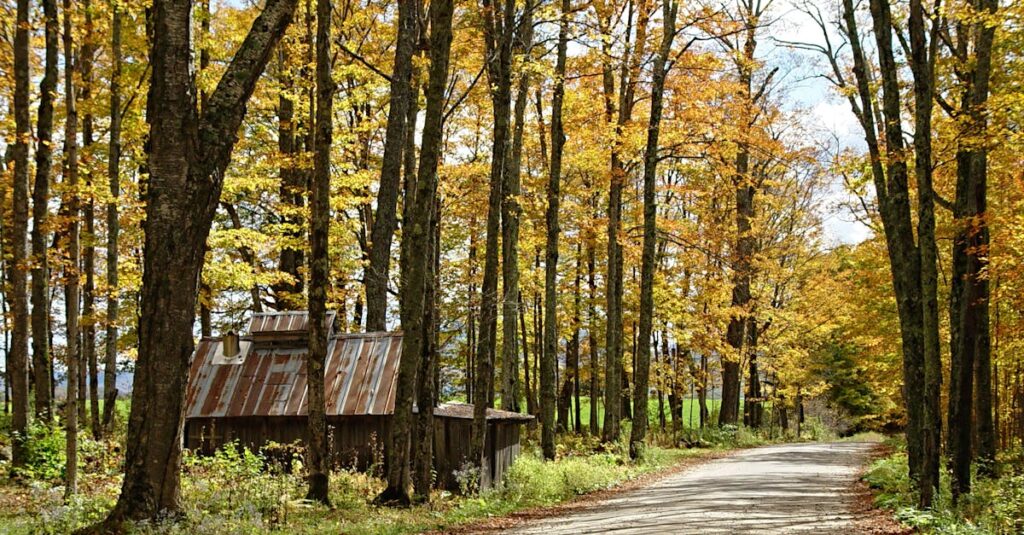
<box><xmin>769</xmin><ymin>0</ymin><xmax>874</xmax><ymax>246</ymax></box>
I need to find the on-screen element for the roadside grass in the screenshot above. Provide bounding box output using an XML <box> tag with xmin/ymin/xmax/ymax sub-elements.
<box><xmin>0</xmin><ymin>425</ymin><xmax>735</xmax><ymax>534</ymax></box>
<box><xmin>0</xmin><ymin>398</ymin><xmax>823</xmax><ymax>534</ymax></box>
<box><xmin>862</xmin><ymin>440</ymin><xmax>1024</xmax><ymax>534</ymax></box>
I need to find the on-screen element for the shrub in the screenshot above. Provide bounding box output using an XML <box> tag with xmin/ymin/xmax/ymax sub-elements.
<box><xmin>10</xmin><ymin>421</ymin><xmax>66</xmax><ymax>482</ymax></box>
<box><xmin>864</xmin><ymin>450</ymin><xmax>1024</xmax><ymax>534</ymax></box>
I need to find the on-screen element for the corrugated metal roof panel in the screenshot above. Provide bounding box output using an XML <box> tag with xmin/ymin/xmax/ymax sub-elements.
<box><xmin>186</xmin><ymin>331</ymin><xmax>402</xmax><ymax>418</ymax></box>
<box><xmin>246</xmin><ymin>311</ymin><xmax>336</xmax><ymax>338</ymax></box>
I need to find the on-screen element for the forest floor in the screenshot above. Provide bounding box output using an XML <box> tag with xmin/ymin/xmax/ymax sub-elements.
<box><xmin>485</xmin><ymin>441</ymin><xmax>903</xmax><ymax>534</ymax></box>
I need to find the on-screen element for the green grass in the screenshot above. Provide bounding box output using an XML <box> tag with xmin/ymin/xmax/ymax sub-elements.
<box><xmin>863</xmin><ymin>442</ymin><xmax>1024</xmax><ymax>534</ymax></box>
<box><xmin>0</xmin><ymin>432</ymin><xmax>729</xmax><ymax>535</ymax></box>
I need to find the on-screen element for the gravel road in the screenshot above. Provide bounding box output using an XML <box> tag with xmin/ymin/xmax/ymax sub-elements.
<box><xmin>509</xmin><ymin>441</ymin><xmax>877</xmax><ymax>534</ymax></box>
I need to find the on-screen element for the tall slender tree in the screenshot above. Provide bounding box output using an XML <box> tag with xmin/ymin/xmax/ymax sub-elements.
<box><xmin>10</xmin><ymin>0</ymin><xmax>32</xmax><ymax>468</ymax></box>
<box><xmin>32</xmin><ymin>0</ymin><xmax>60</xmax><ymax>423</ymax></box>
<box><xmin>947</xmin><ymin>0</ymin><xmax>998</xmax><ymax>500</ymax></box>
<box><xmin>382</xmin><ymin>0</ymin><xmax>454</xmax><ymax>504</ymax></box>
<box><xmin>541</xmin><ymin>0</ymin><xmax>570</xmax><ymax>460</ymax></box>
<box><xmin>81</xmin><ymin>0</ymin><xmax>100</xmax><ymax>439</ymax></box>
<box><xmin>306</xmin><ymin>0</ymin><xmax>333</xmax><ymax>505</ymax></box>
<box><xmin>102</xmin><ymin>0</ymin><xmax>123</xmax><ymax>431</ymax></box>
<box><xmin>62</xmin><ymin>0</ymin><xmax>81</xmax><ymax>497</ymax></box>
<box><xmin>501</xmin><ymin>0</ymin><xmax>534</xmax><ymax>413</ymax></box>
<box><xmin>631</xmin><ymin>0</ymin><xmax>677</xmax><ymax>459</ymax></box>
<box><xmin>473</xmin><ymin>0</ymin><xmax>518</xmax><ymax>471</ymax></box>
<box><xmin>365</xmin><ymin>0</ymin><xmax>420</xmax><ymax>332</ymax></box>
<box><xmin>601</xmin><ymin>0</ymin><xmax>649</xmax><ymax>442</ymax></box>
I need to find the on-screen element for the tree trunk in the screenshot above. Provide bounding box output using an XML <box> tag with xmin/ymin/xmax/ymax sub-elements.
<box><xmin>599</xmin><ymin>8</ymin><xmax>622</xmax><ymax>444</ymax></box>
<box><xmin>413</xmin><ymin>198</ymin><xmax>441</xmax><ymax>500</ymax></box>
<box><xmin>600</xmin><ymin>0</ymin><xmax>647</xmax><ymax>442</ymax></box>
<box><xmin>948</xmin><ymin>0</ymin><xmax>997</xmax><ymax>499</ymax></box>
<box><xmin>384</xmin><ymin>0</ymin><xmax>453</xmax><ymax>504</ymax></box>
<box><xmin>31</xmin><ymin>0</ymin><xmax>60</xmax><ymax>424</ymax></box>
<box><xmin>365</xmin><ymin>0</ymin><xmax>420</xmax><ymax>332</ymax></box>
<box><xmin>500</xmin><ymin>0</ymin><xmax>533</xmax><ymax>413</ymax></box>
<box><xmin>305</xmin><ymin>0</ymin><xmax>333</xmax><ymax>505</ymax></box>
<box><xmin>573</xmin><ymin>248</ymin><xmax>583</xmax><ymax>433</ymax></box>
<box><xmin>743</xmin><ymin>317</ymin><xmax>762</xmax><ymax>428</ymax></box>
<box><xmin>474</xmin><ymin>0</ymin><xmax>516</xmax><ymax>472</ymax></box>
<box><xmin>102</xmin><ymin>0</ymin><xmax>123</xmax><ymax>431</ymax></box>
<box><xmin>63</xmin><ymin>0</ymin><xmax>81</xmax><ymax>496</ymax></box>
<box><xmin>541</xmin><ymin>0</ymin><xmax>569</xmax><ymax>459</ymax></box>
<box><xmin>840</xmin><ymin>0</ymin><xmax>931</xmax><ymax>499</ymax></box>
<box><xmin>99</xmin><ymin>0</ymin><xmax>296</xmax><ymax>523</ymax></box>
<box><xmin>721</xmin><ymin>39</ymin><xmax>757</xmax><ymax>430</ymax></box>
<box><xmin>9</xmin><ymin>0</ymin><xmax>32</xmax><ymax>468</ymax></box>
<box><xmin>79</xmin><ymin>0</ymin><xmax>100</xmax><ymax>439</ymax></box>
<box><xmin>631</xmin><ymin>0</ymin><xmax>675</xmax><ymax>458</ymax></box>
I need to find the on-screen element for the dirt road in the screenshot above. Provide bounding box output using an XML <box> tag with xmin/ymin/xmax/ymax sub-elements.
<box><xmin>509</xmin><ymin>441</ymin><xmax>877</xmax><ymax>534</ymax></box>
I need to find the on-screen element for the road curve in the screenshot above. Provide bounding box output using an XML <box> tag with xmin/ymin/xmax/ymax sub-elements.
<box><xmin>509</xmin><ymin>441</ymin><xmax>877</xmax><ymax>534</ymax></box>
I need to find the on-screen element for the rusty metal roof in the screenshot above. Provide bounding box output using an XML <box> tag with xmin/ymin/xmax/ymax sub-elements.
<box><xmin>185</xmin><ymin>330</ymin><xmax>402</xmax><ymax>418</ymax></box>
<box><xmin>247</xmin><ymin>310</ymin><xmax>337</xmax><ymax>339</ymax></box>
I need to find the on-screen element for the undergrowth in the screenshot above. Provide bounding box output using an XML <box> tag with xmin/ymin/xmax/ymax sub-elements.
<box><xmin>863</xmin><ymin>444</ymin><xmax>1024</xmax><ymax>534</ymax></box>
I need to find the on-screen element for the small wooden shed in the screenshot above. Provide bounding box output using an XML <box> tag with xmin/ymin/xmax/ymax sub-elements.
<box><xmin>183</xmin><ymin>311</ymin><xmax>532</xmax><ymax>490</ymax></box>
<box><xmin>432</xmin><ymin>402</ymin><xmax>533</xmax><ymax>490</ymax></box>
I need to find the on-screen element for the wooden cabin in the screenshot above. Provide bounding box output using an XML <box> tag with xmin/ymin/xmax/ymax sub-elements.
<box><xmin>183</xmin><ymin>311</ymin><xmax>532</xmax><ymax>490</ymax></box>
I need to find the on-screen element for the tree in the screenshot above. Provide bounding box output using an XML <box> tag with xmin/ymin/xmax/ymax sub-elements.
<box><xmin>32</xmin><ymin>0</ymin><xmax>59</xmax><ymax>423</ymax></box>
<box><xmin>631</xmin><ymin>0</ymin><xmax>677</xmax><ymax>459</ymax></box>
<box><xmin>102</xmin><ymin>0</ymin><xmax>123</xmax><ymax>431</ymax></box>
<box><xmin>97</xmin><ymin>0</ymin><xmax>297</xmax><ymax>523</ymax></box>
<box><xmin>9</xmin><ymin>0</ymin><xmax>32</xmax><ymax>468</ymax></box>
<box><xmin>806</xmin><ymin>0</ymin><xmax>943</xmax><ymax>506</ymax></box>
<box><xmin>365</xmin><ymin>0</ymin><xmax>420</xmax><ymax>332</ymax></box>
<box><xmin>380</xmin><ymin>0</ymin><xmax>454</xmax><ymax>505</ymax></box>
<box><xmin>62</xmin><ymin>0</ymin><xmax>80</xmax><ymax>496</ymax></box>
<box><xmin>601</xmin><ymin>0</ymin><xmax>649</xmax><ymax>442</ymax></box>
<box><xmin>500</xmin><ymin>0</ymin><xmax>533</xmax><ymax>414</ymax></box>
<box><xmin>717</xmin><ymin>0</ymin><xmax>770</xmax><ymax>427</ymax></box>
<box><xmin>305</xmin><ymin>0</ymin><xmax>333</xmax><ymax>505</ymax></box>
<box><xmin>947</xmin><ymin>0</ymin><xmax>998</xmax><ymax>500</ymax></box>
<box><xmin>542</xmin><ymin>0</ymin><xmax>570</xmax><ymax>460</ymax></box>
<box><xmin>473</xmin><ymin>0</ymin><xmax>518</xmax><ymax>472</ymax></box>
<box><xmin>80</xmin><ymin>0</ymin><xmax>99</xmax><ymax>439</ymax></box>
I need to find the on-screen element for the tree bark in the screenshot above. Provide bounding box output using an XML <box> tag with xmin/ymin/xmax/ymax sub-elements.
<box><xmin>32</xmin><ymin>0</ymin><xmax>60</xmax><ymax>423</ymax></box>
<box><xmin>63</xmin><ymin>0</ymin><xmax>81</xmax><ymax>497</ymax></box>
<box><xmin>501</xmin><ymin>0</ymin><xmax>533</xmax><ymax>413</ymax></box>
<box><xmin>948</xmin><ymin>0</ymin><xmax>997</xmax><ymax>499</ymax></box>
<box><xmin>102</xmin><ymin>0</ymin><xmax>123</xmax><ymax>431</ymax></box>
<box><xmin>380</xmin><ymin>0</ymin><xmax>453</xmax><ymax>504</ymax></box>
<box><xmin>99</xmin><ymin>0</ymin><xmax>297</xmax><ymax>523</ymax></box>
<box><xmin>542</xmin><ymin>0</ymin><xmax>569</xmax><ymax>459</ymax></box>
<box><xmin>840</xmin><ymin>0</ymin><xmax>932</xmax><ymax>501</ymax></box>
<box><xmin>365</xmin><ymin>0</ymin><xmax>420</xmax><ymax>332</ymax></box>
<box><xmin>305</xmin><ymin>0</ymin><xmax>333</xmax><ymax>505</ymax></box>
<box><xmin>9</xmin><ymin>0</ymin><xmax>32</xmax><ymax>467</ymax></box>
<box><xmin>413</xmin><ymin>199</ymin><xmax>440</xmax><ymax>500</ymax></box>
<box><xmin>630</xmin><ymin>0</ymin><xmax>675</xmax><ymax>458</ymax></box>
<box><xmin>80</xmin><ymin>0</ymin><xmax>100</xmax><ymax>439</ymax></box>
<box><xmin>473</xmin><ymin>0</ymin><xmax>516</xmax><ymax>472</ymax></box>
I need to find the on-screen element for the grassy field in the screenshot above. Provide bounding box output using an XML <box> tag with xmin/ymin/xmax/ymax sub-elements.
<box><xmin>562</xmin><ymin>396</ymin><xmax>725</xmax><ymax>433</ymax></box>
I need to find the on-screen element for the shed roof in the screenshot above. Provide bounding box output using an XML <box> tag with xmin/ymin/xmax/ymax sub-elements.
<box><xmin>186</xmin><ymin>311</ymin><xmax>534</xmax><ymax>423</ymax></box>
<box><xmin>186</xmin><ymin>329</ymin><xmax>402</xmax><ymax>418</ymax></box>
<box><xmin>433</xmin><ymin>402</ymin><xmax>535</xmax><ymax>422</ymax></box>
